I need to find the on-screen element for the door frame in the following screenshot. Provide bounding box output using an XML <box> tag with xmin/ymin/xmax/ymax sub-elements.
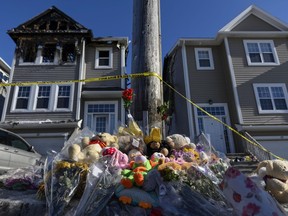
<box><xmin>193</xmin><ymin>103</ymin><xmax>235</xmax><ymax>153</ymax></box>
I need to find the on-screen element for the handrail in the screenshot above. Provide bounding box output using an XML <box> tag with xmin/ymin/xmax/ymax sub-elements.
<box><xmin>242</xmin><ymin>132</ymin><xmax>274</xmax><ymax>161</ymax></box>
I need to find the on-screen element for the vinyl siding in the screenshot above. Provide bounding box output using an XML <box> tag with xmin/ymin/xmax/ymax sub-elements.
<box><xmin>168</xmin><ymin>47</ymin><xmax>190</xmax><ymax>136</ymax></box>
<box><xmin>231</xmin><ymin>14</ymin><xmax>280</xmax><ymax>31</ymax></box>
<box><xmin>185</xmin><ymin>45</ymin><xmax>229</xmax><ymax>103</ymax></box>
<box><xmin>5</xmin><ymin>64</ymin><xmax>79</xmax><ymax>121</ymax></box>
<box><xmin>228</xmin><ymin>37</ymin><xmax>288</xmax><ymax>124</ymax></box>
<box><xmin>84</xmin><ymin>44</ymin><xmax>122</xmax><ymax>88</ymax></box>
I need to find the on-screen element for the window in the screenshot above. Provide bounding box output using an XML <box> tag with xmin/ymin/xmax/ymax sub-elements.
<box><xmin>36</xmin><ymin>86</ymin><xmax>51</xmax><ymax>109</ymax></box>
<box><xmin>21</xmin><ymin>42</ymin><xmax>37</xmax><ymax>63</ymax></box>
<box><xmin>85</xmin><ymin>102</ymin><xmax>117</xmax><ymax>134</ymax></box>
<box><xmin>244</xmin><ymin>40</ymin><xmax>279</xmax><ymax>66</ymax></box>
<box><xmin>56</xmin><ymin>85</ymin><xmax>71</xmax><ymax>109</ymax></box>
<box><xmin>95</xmin><ymin>48</ymin><xmax>113</xmax><ymax>68</ymax></box>
<box><xmin>195</xmin><ymin>48</ymin><xmax>214</xmax><ymax>70</ymax></box>
<box><xmin>42</xmin><ymin>44</ymin><xmax>56</xmax><ymax>63</ymax></box>
<box><xmin>253</xmin><ymin>83</ymin><xmax>288</xmax><ymax>113</ymax></box>
<box><xmin>15</xmin><ymin>86</ymin><xmax>31</xmax><ymax>109</ymax></box>
<box><xmin>12</xmin><ymin>84</ymin><xmax>74</xmax><ymax>112</ymax></box>
<box><xmin>62</xmin><ymin>43</ymin><xmax>76</xmax><ymax>63</ymax></box>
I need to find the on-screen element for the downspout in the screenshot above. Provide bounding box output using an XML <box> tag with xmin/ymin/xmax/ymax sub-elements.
<box><xmin>224</xmin><ymin>37</ymin><xmax>243</xmax><ymax>124</ymax></box>
<box><xmin>76</xmin><ymin>38</ymin><xmax>85</xmax><ymax>122</ymax></box>
<box><xmin>181</xmin><ymin>41</ymin><xmax>194</xmax><ymax>139</ymax></box>
<box><xmin>1</xmin><ymin>52</ymin><xmax>16</xmax><ymax>122</ymax></box>
<box><xmin>120</xmin><ymin>44</ymin><xmax>126</xmax><ymax>124</ymax></box>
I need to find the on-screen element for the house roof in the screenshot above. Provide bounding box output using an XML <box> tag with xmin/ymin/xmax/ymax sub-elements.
<box><xmin>167</xmin><ymin>5</ymin><xmax>288</xmax><ymax>56</ymax></box>
<box><xmin>7</xmin><ymin>5</ymin><xmax>92</xmax><ymax>42</ymax></box>
<box><xmin>219</xmin><ymin>5</ymin><xmax>288</xmax><ymax>32</ymax></box>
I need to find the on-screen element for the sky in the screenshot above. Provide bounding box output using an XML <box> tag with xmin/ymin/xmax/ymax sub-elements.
<box><xmin>1</xmin><ymin>0</ymin><xmax>288</xmax><ymax>72</ymax></box>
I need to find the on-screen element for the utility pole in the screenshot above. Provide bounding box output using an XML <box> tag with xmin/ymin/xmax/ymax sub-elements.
<box><xmin>131</xmin><ymin>0</ymin><xmax>162</xmax><ymax>134</ymax></box>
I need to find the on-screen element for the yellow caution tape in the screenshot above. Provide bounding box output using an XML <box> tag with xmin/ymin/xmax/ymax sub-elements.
<box><xmin>1</xmin><ymin>72</ymin><xmax>284</xmax><ymax>160</ymax></box>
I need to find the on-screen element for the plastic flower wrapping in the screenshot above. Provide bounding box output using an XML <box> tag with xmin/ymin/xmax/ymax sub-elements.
<box><xmin>44</xmin><ymin>158</ymin><xmax>88</xmax><ymax>216</ymax></box>
<box><xmin>0</xmin><ymin>165</ymin><xmax>43</xmax><ymax>190</ymax></box>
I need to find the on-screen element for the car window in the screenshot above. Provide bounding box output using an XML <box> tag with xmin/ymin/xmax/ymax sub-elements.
<box><xmin>0</xmin><ymin>130</ymin><xmax>8</xmax><ymax>146</ymax></box>
<box><xmin>8</xmin><ymin>134</ymin><xmax>30</xmax><ymax>151</ymax></box>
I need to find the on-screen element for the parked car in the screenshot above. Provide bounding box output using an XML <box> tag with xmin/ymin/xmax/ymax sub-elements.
<box><xmin>0</xmin><ymin>128</ymin><xmax>44</xmax><ymax>173</ymax></box>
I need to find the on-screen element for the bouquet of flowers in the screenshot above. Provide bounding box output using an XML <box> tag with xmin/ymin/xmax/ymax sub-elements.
<box><xmin>44</xmin><ymin>159</ymin><xmax>88</xmax><ymax>216</ymax></box>
<box><xmin>122</xmin><ymin>88</ymin><xmax>134</xmax><ymax>110</ymax></box>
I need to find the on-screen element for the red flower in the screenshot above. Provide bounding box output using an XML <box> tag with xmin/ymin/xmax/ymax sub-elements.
<box><xmin>225</xmin><ymin>167</ymin><xmax>241</xmax><ymax>178</ymax></box>
<box><xmin>233</xmin><ymin>191</ymin><xmax>241</xmax><ymax>202</ymax></box>
<box><xmin>242</xmin><ymin>203</ymin><xmax>261</xmax><ymax>216</ymax></box>
<box><xmin>122</xmin><ymin>88</ymin><xmax>134</xmax><ymax>109</ymax></box>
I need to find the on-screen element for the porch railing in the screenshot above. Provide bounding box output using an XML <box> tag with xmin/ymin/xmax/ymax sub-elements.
<box><xmin>242</xmin><ymin>132</ymin><xmax>274</xmax><ymax>161</ymax></box>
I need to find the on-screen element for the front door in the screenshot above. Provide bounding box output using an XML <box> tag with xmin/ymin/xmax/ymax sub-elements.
<box><xmin>202</xmin><ymin>117</ymin><xmax>226</xmax><ymax>153</ymax></box>
<box><xmin>195</xmin><ymin>104</ymin><xmax>233</xmax><ymax>153</ymax></box>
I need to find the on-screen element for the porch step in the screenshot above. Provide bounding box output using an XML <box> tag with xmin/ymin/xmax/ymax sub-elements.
<box><xmin>226</xmin><ymin>153</ymin><xmax>259</xmax><ymax>175</ymax></box>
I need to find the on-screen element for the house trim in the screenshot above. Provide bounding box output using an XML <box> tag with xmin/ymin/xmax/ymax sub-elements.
<box><xmin>194</xmin><ymin>103</ymin><xmax>235</xmax><ymax>153</ymax></box>
<box><xmin>224</xmin><ymin>37</ymin><xmax>243</xmax><ymax>124</ymax></box>
<box><xmin>181</xmin><ymin>41</ymin><xmax>194</xmax><ymax>139</ymax></box>
<box><xmin>120</xmin><ymin>44</ymin><xmax>126</xmax><ymax>89</ymax></box>
<box><xmin>82</xmin><ymin>91</ymin><xmax>121</xmax><ymax>98</ymax></box>
<box><xmin>253</xmin><ymin>136</ymin><xmax>288</xmax><ymax>140</ymax></box>
<box><xmin>76</xmin><ymin>39</ymin><xmax>86</xmax><ymax>120</ymax></box>
<box><xmin>236</xmin><ymin>124</ymin><xmax>288</xmax><ymax>132</ymax></box>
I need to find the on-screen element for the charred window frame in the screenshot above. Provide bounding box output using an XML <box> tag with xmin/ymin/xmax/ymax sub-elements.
<box><xmin>62</xmin><ymin>43</ymin><xmax>76</xmax><ymax>63</ymax></box>
<box><xmin>42</xmin><ymin>44</ymin><xmax>56</xmax><ymax>63</ymax></box>
<box><xmin>20</xmin><ymin>41</ymin><xmax>37</xmax><ymax>64</ymax></box>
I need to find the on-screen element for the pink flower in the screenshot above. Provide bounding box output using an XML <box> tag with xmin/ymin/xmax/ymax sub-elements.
<box><xmin>245</xmin><ymin>177</ymin><xmax>257</xmax><ymax>192</ymax></box>
<box><xmin>242</xmin><ymin>203</ymin><xmax>261</xmax><ymax>216</ymax></box>
<box><xmin>226</xmin><ymin>167</ymin><xmax>241</xmax><ymax>178</ymax></box>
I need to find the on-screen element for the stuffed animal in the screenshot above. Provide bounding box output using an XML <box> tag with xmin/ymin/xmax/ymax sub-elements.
<box><xmin>101</xmin><ymin>147</ymin><xmax>129</xmax><ymax>170</ymax></box>
<box><xmin>121</xmin><ymin>155</ymin><xmax>156</xmax><ymax>188</ymax></box>
<box><xmin>256</xmin><ymin>159</ymin><xmax>288</xmax><ymax>203</ymax></box>
<box><xmin>165</xmin><ymin>134</ymin><xmax>190</xmax><ymax>150</ymax></box>
<box><xmin>68</xmin><ymin>139</ymin><xmax>102</xmax><ymax>164</ymax></box>
<box><xmin>92</xmin><ymin>132</ymin><xmax>119</xmax><ymax>149</ymax></box>
<box><xmin>118</xmin><ymin>135</ymin><xmax>146</xmax><ymax>155</ymax></box>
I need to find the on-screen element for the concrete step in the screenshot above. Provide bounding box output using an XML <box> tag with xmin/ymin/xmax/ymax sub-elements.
<box><xmin>226</xmin><ymin>153</ymin><xmax>259</xmax><ymax>175</ymax></box>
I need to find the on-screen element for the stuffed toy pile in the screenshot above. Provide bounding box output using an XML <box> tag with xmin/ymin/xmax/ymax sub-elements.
<box><xmin>36</xmin><ymin>117</ymin><xmax>288</xmax><ymax>215</ymax></box>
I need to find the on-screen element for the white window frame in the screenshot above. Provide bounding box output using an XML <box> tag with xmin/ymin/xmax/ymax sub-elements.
<box><xmin>253</xmin><ymin>83</ymin><xmax>288</xmax><ymax>114</ymax></box>
<box><xmin>11</xmin><ymin>84</ymin><xmax>74</xmax><ymax>112</ymax></box>
<box><xmin>195</xmin><ymin>48</ymin><xmax>214</xmax><ymax>70</ymax></box>
<box><xmin>243</xmin><ymin>40</ymin><xmax>280</xmax><ymax>66</ymax></box>
<box><xmin>34</xmin><ymin>85</ymin><xmax>52</xmax><ymax>111</ymax></box>
<box><xmin>54</xmin><ymin>84</ymin><xmax>74</xmax><ymax>111</ymax></box>
<box><xmin>84</xmin><ymin>101</ymin><xmax>118</xmax><ymax>134</ymax></box>
<box><xmin>95</xmin><ymin>47</ymin><xmax>113</xmax><ymax>69</ymax></box>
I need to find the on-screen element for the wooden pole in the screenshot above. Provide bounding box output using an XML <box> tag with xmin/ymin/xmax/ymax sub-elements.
<box><xmin>131</xmin><ymin>0</ymin><xmax>162</xmax><ymax>133</ymax></box>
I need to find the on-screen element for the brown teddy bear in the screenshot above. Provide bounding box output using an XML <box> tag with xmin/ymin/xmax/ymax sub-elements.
<box><xmin>256</xmin><ymin>159</ymin><xmax>288</xmax><ymax>203</ymax></box>
<box><xmin>91</xmin><ymin>132</ymin><xmax>119</xmax><ymax>149</ymax></box>
<box><xmin>68</xmin><ymin>137</ymin><xmax>102</xmax><ymax>163</ymax></box>
<box><xmin>165</xmin><ymin>134</ymin><xmax>190</xmax><ymax>150</ymax></box>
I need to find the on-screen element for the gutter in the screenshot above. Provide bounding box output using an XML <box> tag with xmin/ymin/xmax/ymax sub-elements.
<box><xmin>0</xmin><ymin>120</ymin><xmax>82</xmax><ymax>130</ymax></box>
<box><xmin>76</xmin><ymin>38</ymin><xmax>85</xmax><ymax>121</ymax></box>
<box><xmin>236</xmin><ymin>124</ymin><xmax>288</xmax><ymax>132</ymax></box>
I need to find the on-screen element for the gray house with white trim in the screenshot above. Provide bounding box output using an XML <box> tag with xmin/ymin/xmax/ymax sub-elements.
<box><xmin>0</xmin><ymin>6</ymin><xmax>129</xmax><ymax>155</ymax></box>
<box><xmin>163</xmin><ymin>5</ymin><xmax>288</xmax><ymax>159</ymax></box>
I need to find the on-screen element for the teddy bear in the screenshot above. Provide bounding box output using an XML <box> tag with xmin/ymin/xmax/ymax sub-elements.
<box><xmin>118</xmin><ymin>135</ymin><xmax>147</xmax><ymax>155</ymax></box>
<box><xmin>256</xmin><ymin>159</ymin><xmax>288</xmax><ymax>203</ymax></box>
<box><xmin>68</xmin><ymin>137</ymin><xmax>102</xmax><ymax>163</ymax></box>
<box><xmin>165</xmin><ymin>134</ymin><xmax>190</xmax><ymax>150</ymax></box>
<box><xmin>91</xmin><ymin>132</ymin><xmax>119</xmax><ymax>149</ymax></box>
